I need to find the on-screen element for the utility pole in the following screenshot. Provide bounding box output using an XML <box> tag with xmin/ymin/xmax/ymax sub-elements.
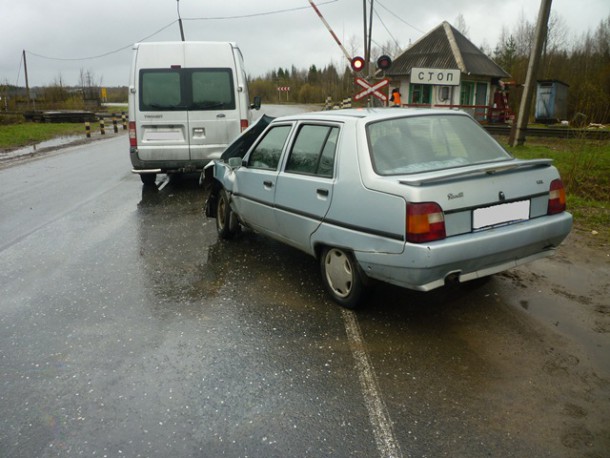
<box><xmin>22</xmin><ymin>50</ymin><xmax>31</xmax><ymax>106</ymax></box>
<box><xmin>510</xmin><ymin>0</ymin><xmax>552</xmax><ymax>146</ymax></box>
<box><xmin>366</xmin><ymin>0</ymin><xmax>374</xmax><ymax>77</ymax></box>
<box><xmin>177</xmin><ymin>0</ymin><xmax>185</xmax><ymax>41</ymax></box>
<box><xmin>362</xmin><ymin>0</ymin><xmax>368</xmax><ymax>74</ymax></box>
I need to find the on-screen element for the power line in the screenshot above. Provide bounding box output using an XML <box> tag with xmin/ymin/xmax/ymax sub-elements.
<box><xmin>26</xmin><ymin>21</ymin><xmax>178</xmax><ymax>62</ymax></box>
<box><xmin>375</xmin><ymin>0</ymin><xmax>424</xmax><ymax>34</ymax></box>
<box><xmin>371</xmin><ymin>2</ymin><xmax>402</xmax><ymax>51</ymax></box>
<box><xmin>183</xmin><ymin>0</ymin><xmax>339</xmax><ymax>21</ymax></box>
<box><xmin>22</xmin><ymin>1</ymin><xmax>341</xmax><ymax>63</ymax></box>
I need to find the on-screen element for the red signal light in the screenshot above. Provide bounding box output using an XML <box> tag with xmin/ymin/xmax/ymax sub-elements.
<box><xmin>351</xmin><ymin>56</ymin><xmax>365</xmax><ymax>72</ymax></box>
<box><xmin>377</xmin><ymin>54</ymin><xmax>392</xmax><ymax>71</ymax></box>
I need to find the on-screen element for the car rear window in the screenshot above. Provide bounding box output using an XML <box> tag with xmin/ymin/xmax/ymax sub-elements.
<box><xmin>139</xmin><ymin>68</ymin><xmax>235</xmax><ymax>111</ymax></box>
<box><xmin>285</xmin><ymin>124</ymin><xmax>338</xmax><ymax>178</ymax></box>
<box><xmin>367</xmin><ymin>114</ymin><xmax>512</xmax><ymax>175</ymax></box>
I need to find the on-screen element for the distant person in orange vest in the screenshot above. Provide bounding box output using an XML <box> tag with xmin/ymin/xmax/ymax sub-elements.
<box><xmin>389</xmin><ymin>88</ymin><xmax>401</xmax><ymax>107</ymax></box>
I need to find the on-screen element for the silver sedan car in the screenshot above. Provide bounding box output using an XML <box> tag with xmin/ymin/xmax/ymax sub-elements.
<box><xmin>206</xmin><ymin>109</ymin><xmax>572</xmax><ymax>308</ymax></box>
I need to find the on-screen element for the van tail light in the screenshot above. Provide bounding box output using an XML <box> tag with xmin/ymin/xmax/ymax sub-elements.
<box><xmin>547</xmin><ymin>179</ymin><xmax>566</xmax><ymax>214</ymax></box>
<box><xmin>407</xmin><ymin>202</ymin><xmax>446</xmax><ymax>243</ymax></box>
<box><xmin>129</xmin><ymin>121</ymin><xmax>137</xmax><ymax>148</ymax></box>
<box><xmin>240</xmin><ymin>119</ymin><xmax>249</xmax><ymax>132</ymax></box>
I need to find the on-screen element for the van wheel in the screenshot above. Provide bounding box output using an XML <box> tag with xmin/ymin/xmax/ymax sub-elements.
<box><xmin>320</xmin><ymin>247</ymin><xmax>365</xmax><ymax>309</ymax></box>
<box><xmin>216</xmin><ymin>189</ymin><xmax>240</xmax><ymax>239</ymax></box>
<box><xmin>140</xmin><ymin>173</ymin><xmax>156</xmax><ymax>186</ymax></box>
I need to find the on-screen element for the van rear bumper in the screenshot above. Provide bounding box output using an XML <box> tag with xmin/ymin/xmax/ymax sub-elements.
<box><xmin>130</xmin><ymin>148</ymin><xmax>208</xmax><ymax>174</ymax></box>
<box><xmin>131</xmin><ymin>168</ymin><xmax>162</xmax><ymax>175</ymax></box>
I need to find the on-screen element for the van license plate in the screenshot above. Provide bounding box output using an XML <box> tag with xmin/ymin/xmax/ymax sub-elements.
<box><xmin>473</xmin><ymin>200</ymin><xmax>530</xmax><ymax>230</ymax></box>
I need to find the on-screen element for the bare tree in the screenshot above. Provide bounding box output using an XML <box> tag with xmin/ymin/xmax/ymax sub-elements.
<box><xmin>454</xmin><ymin>14</ymin><xmax>470</xmax><ymax>38</ymax></box>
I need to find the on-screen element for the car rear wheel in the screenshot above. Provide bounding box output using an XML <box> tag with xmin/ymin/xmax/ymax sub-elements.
<box><xmin>320</xmin><ymin>247</ymin><xmax>365</xmax><ymax>309</ymax></box>
<box><xmin>216</xmin><ymin>189</ymin><xmax>239</xmax><ymax>239</ymax></box>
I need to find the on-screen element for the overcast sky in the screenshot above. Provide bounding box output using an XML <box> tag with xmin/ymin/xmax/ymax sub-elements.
<box><xmin>1</xmin><ymin>0</ymin><xmax>608</xmax><ymax>87</ymax></box>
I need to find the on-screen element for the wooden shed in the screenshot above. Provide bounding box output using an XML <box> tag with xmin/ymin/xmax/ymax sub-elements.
<box><xmin>383</xmin><ymin>21</ymin><xmax>510</xmax><ymax>122</ymax></box>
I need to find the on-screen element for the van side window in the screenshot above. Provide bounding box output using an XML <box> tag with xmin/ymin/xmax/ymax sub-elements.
<box><xmin>285</xmin><ymin>125</ymin><xmax>338</xmax><ymax>178</ymax></box>
<box><xmin>140</xmin><ymin>70</ymin><xmax>181</xmax><ymax>110</ymax></box>
<box><xmin>248</xmin><ymin>126</ymin><xmax>292</xmax><ymax>170</ymax></box>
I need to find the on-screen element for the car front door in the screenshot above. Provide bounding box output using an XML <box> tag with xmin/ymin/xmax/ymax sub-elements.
<box><xmin>232</xmin><ymin>124</ymin><xmax>293</xmax><ymax>236</ymax></box>
<box><xmin>273</xmin><ymin>123</ymin><xmax>339</xmax><ymax>253</ymax></box>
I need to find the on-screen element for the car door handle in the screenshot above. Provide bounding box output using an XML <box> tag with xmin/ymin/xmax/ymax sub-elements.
<box><xmin>317</xmin><ymin>188</ymin><xmax>329</xmax><ymax>197</ymax></box>
<box><xmin>263</xmin><ymin>181</ymin><xmax>273</xmax><ymax>188</ymax></box>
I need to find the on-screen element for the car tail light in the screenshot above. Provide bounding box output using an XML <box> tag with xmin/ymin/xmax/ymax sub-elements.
<box><xmin>129</xmin><ymin>121</ymin><xmax>137</xmax><ymax>148</ymax></box>
<box><xmin>547</xmin><ymin>179</ymin><xmax>566</xmax><ymax>214</ymax></box>
<box><xmin>240</xmin><ymin>119</ymin><xmax>249</xmax><ymax>132</ymax></box>
<box><xmin>407</xmin><ymin>202</ymin><xmax>446</xmax><ymax>243</ymax></box>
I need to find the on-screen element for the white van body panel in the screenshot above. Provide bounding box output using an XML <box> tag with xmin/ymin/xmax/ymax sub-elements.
<box><xmin>129</xmin><ymin>41</ymin><xmax>254</xmax><ymax>178</ymax></box>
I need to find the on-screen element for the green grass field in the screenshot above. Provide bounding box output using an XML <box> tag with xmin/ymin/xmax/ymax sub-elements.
<box><xmin>0</xmin><ymin>122</ymin><xmax>86</xmax><ymax>150</ymax></box>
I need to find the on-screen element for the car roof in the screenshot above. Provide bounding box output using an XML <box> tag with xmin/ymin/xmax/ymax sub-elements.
<box><xmin>271</xmin><ymin>107</ymin><xmax>469</xmax><ymax>124</ymax></box>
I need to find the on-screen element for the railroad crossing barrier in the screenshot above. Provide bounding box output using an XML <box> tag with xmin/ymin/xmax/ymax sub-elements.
<box><xmin>83</xmin><ymin>112</ymin><xmax>129</xmax><ymax>137</ymax></box>
<box><xmin>323</xmin><ymin>97</ymin><xmax>353</xmax><ymax>110</ymax></box>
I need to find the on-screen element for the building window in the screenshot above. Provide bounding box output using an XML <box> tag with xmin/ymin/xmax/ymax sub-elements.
<box><xmin>460</xmin><ymin>82</ymin><xmax>475</xmax><ymax>105</ymax></box>
<box><xmin>460</xmin><ymin>82</ymin><xmax>488</xmax><ymax>106</ymax></box>
<box><xmin>409</xmin><ymin>84</ymin><xmax>431</xmax><ymax>104</ymax></box>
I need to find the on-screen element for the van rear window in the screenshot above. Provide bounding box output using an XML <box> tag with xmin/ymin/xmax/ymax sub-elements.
<box><xmin>140</xmin><ymin>68</ymin><xmax>235</xmax><ymax>111</ymax></box>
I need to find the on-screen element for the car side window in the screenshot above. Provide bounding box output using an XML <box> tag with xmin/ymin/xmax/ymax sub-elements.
<box><xmin>248</xmin><ymin>125</ymin><xmax>292</xmax><ymax>170</ymax></box>
<box><xmin>285</xmin><ymin>125</ymin><xmax>338</xmax><ymax>178</ymax></box>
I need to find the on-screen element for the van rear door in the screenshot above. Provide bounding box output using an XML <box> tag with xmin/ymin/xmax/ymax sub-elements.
<box><xmin>186</xmin><ymin>67</ymin><xmax>239</xmax><ymax>162</ymax></box>
<box><xmin>184</xmin><ymin>43</ymin><xmax>240</xmax><ymax>163</ymax></box>
<box><xmin>137</xmin><ymin>48</ymin><xmax>190</xmax><ymax>163</ymax></box>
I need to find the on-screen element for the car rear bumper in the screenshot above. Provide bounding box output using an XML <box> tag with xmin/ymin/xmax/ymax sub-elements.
<box><xmin>354</xmin><ymin>212</ymin><xmax>573</xmax><ymax>291</ymax></box>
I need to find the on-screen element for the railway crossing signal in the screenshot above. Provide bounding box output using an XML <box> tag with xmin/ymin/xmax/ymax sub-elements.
<box><xmin>354</xmin><ymin>77</ymin><xmax>389</xmax><ymax>102</ymax></box>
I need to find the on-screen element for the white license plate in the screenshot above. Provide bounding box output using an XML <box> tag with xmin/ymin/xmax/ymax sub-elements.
<box><xmin>473</xmin><ymin>200</ymin><xmax>530</xmax><ymax>230</ymax></box>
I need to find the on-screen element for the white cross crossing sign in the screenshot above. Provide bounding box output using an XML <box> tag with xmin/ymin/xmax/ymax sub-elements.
<box><xmin>354</xmin><ymin>77</ymin><xmax>389</xmax><ymax>102</ymax></box>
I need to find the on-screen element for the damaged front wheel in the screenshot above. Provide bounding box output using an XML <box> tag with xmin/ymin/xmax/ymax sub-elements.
<box><xmin>216</xmin><ymin>189</ymin><xmax>240</xmax><ymax>239</ymax></box>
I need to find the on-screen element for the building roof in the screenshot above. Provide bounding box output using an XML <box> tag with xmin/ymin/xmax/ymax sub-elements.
<box><xmin>386</xmin><ymin>22</ymin><xmax>510</xmax><ymax>79</ymax></box>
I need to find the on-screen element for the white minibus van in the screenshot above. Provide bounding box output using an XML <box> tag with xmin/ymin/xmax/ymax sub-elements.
<box><xmin>128</xmin><ymin>41</ymin><xmax>260</xmax><ymax>185</ymax></box>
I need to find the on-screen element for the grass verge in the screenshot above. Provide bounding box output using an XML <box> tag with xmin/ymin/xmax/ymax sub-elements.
<box><xmin>0</xmin><ymin>122</ymin><xmax>86</xmax><ymax>150</ymax></box>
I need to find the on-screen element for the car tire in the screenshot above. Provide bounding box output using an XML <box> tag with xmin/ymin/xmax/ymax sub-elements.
<box><xmin>140</xmin><ymin>173</ymin><xmax>157</xmax><ymax>186</ymax></box>
<box><xmin>320</xmin><ymin>247</ymin><xmax>365</xmax><ymax>309</ymax></box>
<box><xmin>216</xmin><ymin>189</ymin><xmax>239</xmax><ymax>239</ymax></box>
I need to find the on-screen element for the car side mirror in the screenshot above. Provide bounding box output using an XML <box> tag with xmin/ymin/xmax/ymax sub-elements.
<box><xmin>228</xmin><ymin>157</ymin><xmax>242</xmax><ymax>168</ymax></box>
<box><xmin>251</xmin><ymin>96</ymin><xmax>261</xmax><ymax>110</ymax></box>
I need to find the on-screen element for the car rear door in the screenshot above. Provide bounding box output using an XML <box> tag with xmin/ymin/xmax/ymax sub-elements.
<box><xmin>273</xmin><ymin>123</ymin><xmax>339</xmax><ymax>252</ymax></box>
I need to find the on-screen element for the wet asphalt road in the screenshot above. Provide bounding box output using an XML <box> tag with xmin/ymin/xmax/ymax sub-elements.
<box><xmin>1</xmin><ymin>108</ymin><xmax>609</xmax><ymax>457</ymax></box>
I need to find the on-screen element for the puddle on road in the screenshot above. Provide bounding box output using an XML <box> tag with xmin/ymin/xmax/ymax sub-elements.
<box><xmin>1</xmin><ymin>136</ymin><xmax>82</xmax><ymax>160</ymax></box>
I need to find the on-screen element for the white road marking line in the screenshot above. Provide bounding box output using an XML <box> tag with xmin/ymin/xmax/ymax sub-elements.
<box><xmin>342</xmin><ymin>309</ymin><xmax>403</xmax><ymax>458</ymax></box>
